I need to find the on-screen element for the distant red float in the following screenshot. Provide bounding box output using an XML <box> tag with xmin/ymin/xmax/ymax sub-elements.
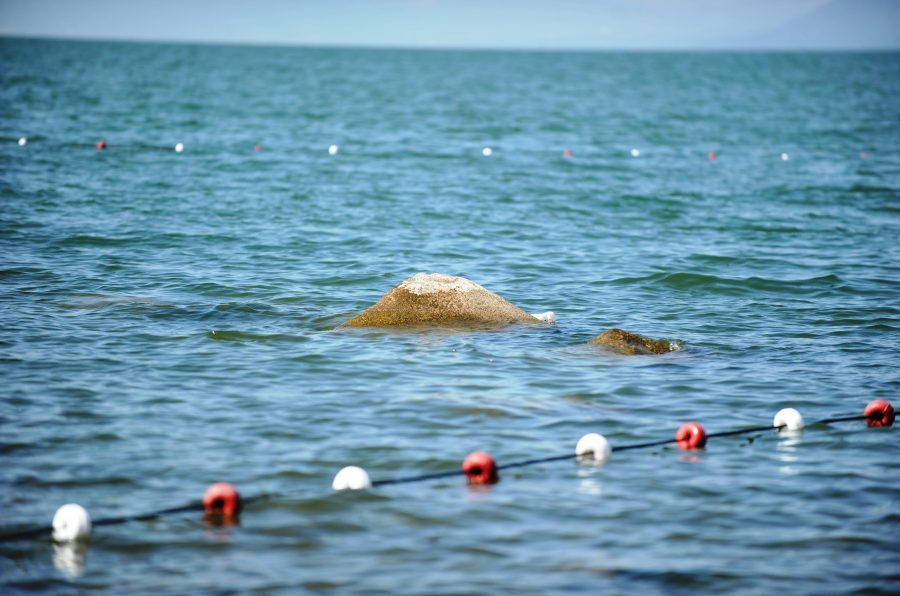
<box><xmin>864</xmin><ymin>399</ymin><xmax>894</xmax><ymax>428</ymax></box>
<box><xmin>675</xmin><ymin>421</ymin><xmax>707</xmax><ymax>450</ymax></box>
<box><xmin>463</xmin><ymin>451</ymin><xmax>499</xmax><ymax>485</ymax></box>
<box><xmin>96</xmin><ymin>140</ymin><xmax>106</xmax><ymax>150</ymax></box>
<box><xmin>203</xmin><ymin>482</ymin><xmax>243</xmax><ymax>516</ymax></box>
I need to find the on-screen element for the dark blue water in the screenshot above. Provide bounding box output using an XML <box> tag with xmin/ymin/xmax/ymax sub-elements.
<box><xmin>1</xmin><ymin>39</ymin><xmax>899</xmax><ymax>593</ymax></box>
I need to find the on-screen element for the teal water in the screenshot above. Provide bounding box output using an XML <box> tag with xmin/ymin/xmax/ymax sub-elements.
<box><xmin>1</xmin><ymin>38</ymin><xmax>899</xmax><ymax>593</ymax></box>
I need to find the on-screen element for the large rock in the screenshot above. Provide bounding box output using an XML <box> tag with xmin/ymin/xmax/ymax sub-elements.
<box><xmin>343</xmin><ymin>273</ymin><xmax>540</xmax><ymax>328</ymax></box>
<box><xmin>590</xmin><ymin>328</ymin><xmax>676</xmax><ymax>355</ymax></box>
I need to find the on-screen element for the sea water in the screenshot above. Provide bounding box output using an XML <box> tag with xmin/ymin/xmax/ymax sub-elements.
<box><xmin>1</xmin><ymin>39</ymin><xmax>899</xmax><ymax>592</ymax></box>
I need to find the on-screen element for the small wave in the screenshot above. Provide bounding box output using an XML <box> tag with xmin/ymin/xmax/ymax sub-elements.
<box><xmin>849</xmin><ymin>184</ymin><xmax>899</xmax><ymax>195</ymax></box>
<box><xmin>207</xmin><ymin>329</ymin><xmax>309</xmax><ymax>343</ymax></box>
<box><xmin>14</xmin><ymin>474</ymin><xmax>134</xmax><ymax>488</ymax></box>
<box><xmin>55</xmin><ymin>234</ymin><xmax>134</xmax><ymax>247</ymax></box>
<box><xmin>59</xmin><ymin>294</ymin><xmax>167</xmax><ymax>310</ymax></box>
<box><xmin>608</xmin><ymin>272</ymin><xmax>843</xmax><ymax>296</ymax></box>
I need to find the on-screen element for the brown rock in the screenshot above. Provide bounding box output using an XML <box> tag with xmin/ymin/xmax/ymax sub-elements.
<box><xmin>590</xmin><ymin>328</ymin><xmax>675</xmax><ymax>355</ymax></box>
<box><xmin>343</xmin><ymin>273</ymin><xmax>540</xmax><ymax>328</ymax></box>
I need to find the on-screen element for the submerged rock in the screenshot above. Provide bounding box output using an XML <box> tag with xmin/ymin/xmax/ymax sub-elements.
<box><xmin>343</xmin><ymin>273</ymin><xmax>540</xmax><ymax>328</ymax></box>
<box><xmin>590</xmin><ymin>328</ymin><xmax>676</xmax><ymax>355</ymax></box>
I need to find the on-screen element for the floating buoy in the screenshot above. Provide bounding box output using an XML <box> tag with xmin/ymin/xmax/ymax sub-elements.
<box><xmin>864</xmin><ymin>399</ymin><xmax>894</xmax><ymax>428</ymax></box>
<box><xmin>780</xmin><ymin>152</ymin><xmax>789</xmax><ymax>161</ymax></box>
<box><xmin>860</xmin><ymin>151</ymin><xmax>869</xmax><ymax>160</ymax></box>
<box><xmin>18</xmin><ymin>137</ymin><xmax>27</xmax><ymax>146</ymax></box>
<box><xmin>96</xmin><ymin>140</ymin><xmax>106</xmax><ymax>150</ymax></box>
<box><xmin>482</xmin><ymin>147</ymin><xmax>493</xmax><ymax>157</ymax></box>
<box><xmin>675</xmin><ymin>422</ymin><xmax>707</xmax><ymax>450</ymax></box>
<box><xmin>202</xmin><ymin>482</ymin><xmax>242</xmax><ymax>517</ymax></box>
<box><xmin>575</xmin><ymin>433</ymin><xmax>612</xmax><ymax>464</ymax></box>
<box><xmin>630</xmin><ymin>148</ymin><xmax>640</xmax><ymax>158</ymax></box>
<box><xmin>562</xmin><ymin>148</ymin><xmax>573</xmax><ymax>158</ymax></box>
<box><xmin>255</xmin><ymin>144</ymin><xmax>263</xmax><ymax>152</ymax></box>
<box><xmin>462</xmin><ymin>451</ymin><xmax>498</xmax><ymax>485</ymax></box>
<box><xmin>328</xmin><ymin>144</ymin><xmax>339</xmax><ymax>155</ymax></box>
<box><xmin>708</xmin><ymin>151</ymin><xmax>716</xmax><ymax>161</ymax></box>
<box><xmin>773</xmin><ymin>407</ymin><xmax>804</xmax><ymax>432</ymax></box>
<box><xmin>52</xmin><ymin>504</ymin><xmax>91</xmax><ymax>542</ymax></box>
<box><xmin>332</xmin><ymin>466</ymin><xmax>372</xmax><ymax>490</ymax></box>
<box><xmin>174</xmin><ymin>142</ymin><xmax>184</xmax><ymax>153</ymax></box>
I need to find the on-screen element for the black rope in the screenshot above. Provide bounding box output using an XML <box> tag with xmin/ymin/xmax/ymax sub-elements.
<box><xmin>612</xmin><ymin>437</ymin><xmax>678</xmax><ymax>452</ymax></box>
<box><xmin>372</xmin><ymin>469</ymin><xmax>464</xmax><ymax>487</ymax></box>
<box><xmin>0</xmin><ymin>502</ymin><xmax>206</xmax><ymax>543</ymax></box>
<box><xmin>706</xmin><ymin>424</ymin><xmax>779</xmax><ymax>439</ymax></box>
<box><xmin>815</xmin><ymin>414</ymin><xmax>868</xmax><ymax>425</ymax></box>
<box><xmin>370</xmin><ymin>411</ymin><xmax>880</xmax><ymax>483</ymax></box>
<box><xmin>91</xmin><ymin>502</ymin><xmax>205</xmax><ymax>527</ymax></box>
<box><xmin>0</xmin><ymin>409</ymin><xmax>885</xmax><ymax>543</ymax></box>
<box><xmin>498</xmin><ymin>452</ymin><xmax>574</xmax><ymax>471</ymax></box>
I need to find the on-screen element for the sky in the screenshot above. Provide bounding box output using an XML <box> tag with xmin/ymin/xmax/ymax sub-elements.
<box><xmin>1</xmin><ymin>0</ymin><xmax>899</xmax><ymax>50</ymax></box>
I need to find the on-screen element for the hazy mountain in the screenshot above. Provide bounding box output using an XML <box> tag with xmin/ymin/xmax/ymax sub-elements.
<box><xmin>746</xmin><ymin>0</ymin><xmax>900</xmax><ymax>49</ymax></box>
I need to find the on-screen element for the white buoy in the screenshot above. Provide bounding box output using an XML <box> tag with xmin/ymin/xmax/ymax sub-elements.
<box><xmin>531</xmin><ymin>311</ymin><xmax>556</xmax><ymax>323</ymax></box>
<box><xmin>773</xmin><ymin>407</ymin><xmax>804</xmax><ymax>432</ymax></box>
<box><xmin>332</xmin><ymin>466</ymin><xmax>372</xmax><ymax>490</ymax></box>
<box><xmin>328</xmin><ymin>144</ymin><xmax>339</xmax><ymax>155</ymax></box>
<box><xmin>18</xmin><ymin>137</ymin><xmax>27</xmax><ymax>146</ymax></box>
<box><xmin>780</xmin><ymin>152</ymin><xmax>789</xmax><ymax>161</ymax></box>
<box><xmin>482</xmin><ymin>147</ymin><xmax>492</xmax><ymax>157</ymax></box>
<box><xmin>52</xmin><ymin>504</ymin><xmax>91</xmax><ymax>542</ymax></box>
<box><xmin>575</xmin><ymin>433</ymin><xmax>612</xmax><ymax>464</ymax></box>
<box><xmin>630</xmin><ymin>148</ymin><xmax>640</xmax><ymax>158</ymax></box>
<box><xmin>174</xmin><ymin>142</ymin><xmax>184</xmax><ymax>153</ymax></box>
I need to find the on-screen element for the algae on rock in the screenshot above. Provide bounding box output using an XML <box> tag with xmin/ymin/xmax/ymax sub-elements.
<box><xmin>590</xmin><ymin>328</ymin><xmax>676</xmax><ymax>355</ymax></box>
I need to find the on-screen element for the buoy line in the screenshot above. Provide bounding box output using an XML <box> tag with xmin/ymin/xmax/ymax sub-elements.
<box><xmin>0</xmin><ymin>400</ymin><xmax>892</xmax><ymax>543</ymax></box>
<box><xmin>8</xmin><ymin>136</ymin><xmax>876</xmax><ymax>162</ymax></box>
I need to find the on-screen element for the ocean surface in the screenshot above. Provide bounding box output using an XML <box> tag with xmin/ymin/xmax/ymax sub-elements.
<box><xmin>1</xmin><ymin>38</ymin><xmax>899</xmax><ymax>593</ymax></box>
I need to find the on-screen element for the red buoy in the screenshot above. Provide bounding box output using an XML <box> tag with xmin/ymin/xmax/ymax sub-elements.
<box><xmin>562</xmin><ymin>148</ymin><xmax>573</xmax><ymax>158</ymax></box>
<box><xmin>255</xmin><ymin>144</ymin><xmax>263</xmax><ymax>152</ymax></box>
<box><xmin>860</xmin><ymin>151</ymin><xmax>869</xmax><ymax>160</ymax></box>
<box><xmin>462</xmin><ymin>451</ymin><xmax>499</xmax><ymax>485</ymax></box>
<box><xmin>675</xmin><ymin>422</ymin><xmax>707</xmax><ymax>450</ymax></box>
<box><xmin>203</xmin><ymin>482</ymin><xmax>242</xmax><ymax>516</ymax></box>
<box><xmin>96</xmin><ymin>140</ymin><xmax>106</xmax><ymax>150</ymax></box>
<box><xmin>864</xmin><ymin>400</ymin><xmax>894</xmax><ymax>428</ymax></box>
<box><xmin>708</xmin><ymin>151</ymin><xmax>716</xmax><ymax>161</ymax></box>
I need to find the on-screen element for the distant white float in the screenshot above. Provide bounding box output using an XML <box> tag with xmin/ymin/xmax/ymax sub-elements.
<box><xmin>18</xmin><ymin>137</ymin><xmax>27</xmax><ymax>146</ymax></box>
<box><xmin>576</xmin><ymin>433</ymin><xmax>612</xmax><ymax>464</ymax></box>
<box><xmin>328</xmin><ymin>144</ymin><xmax>339</xmax><ymax>155</ymax></box>
<box><xmin>174</xmin><ymin>142</ymin><xmax>184</xmax><ymax>153</ymax></box>
<box><xmin>332</xmin><ymin>466</ymin><xmax>372</xmax><ymax>490</ymax></box>
<box><xmin>780</xmin><ymin>152</ymin><xmax>789</xmax><ymax>161</ymax></box>
<box><xmin>774</xmin><ymin>407</ymin><xmax>804</xmax><ymax>432</ymax></box>
<box><xmin>52</xmin><ymin>504</ymin><xmax>92</xmax><ymax>542</ymax></box>
<box><xmin>482</xmin><ymin>147</ymin><xmax>493</xmax><ymax>157</ymax></box>
<box><xmin>630</xmin><ymin>148</ymin><xmax>640</xmax><ymax>157</ymax></box>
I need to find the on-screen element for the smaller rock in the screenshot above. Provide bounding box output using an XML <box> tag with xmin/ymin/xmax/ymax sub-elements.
<box><xmin>590</xmin><ymin>328</ymin><xmax>676</xmax><ymax>355</ymax></box>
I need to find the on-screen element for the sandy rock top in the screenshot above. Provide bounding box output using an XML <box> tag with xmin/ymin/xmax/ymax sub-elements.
<box><xmin>398</xmin><ymin>273</ymin><xmax>482</xmax><ymax>295</ymax></box>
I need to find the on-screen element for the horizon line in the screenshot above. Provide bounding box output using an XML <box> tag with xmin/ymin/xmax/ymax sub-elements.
<box><xmin>3</xmin><ymin>33</ymin><xmax>899</xmax><ymax>54</ymax></box>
